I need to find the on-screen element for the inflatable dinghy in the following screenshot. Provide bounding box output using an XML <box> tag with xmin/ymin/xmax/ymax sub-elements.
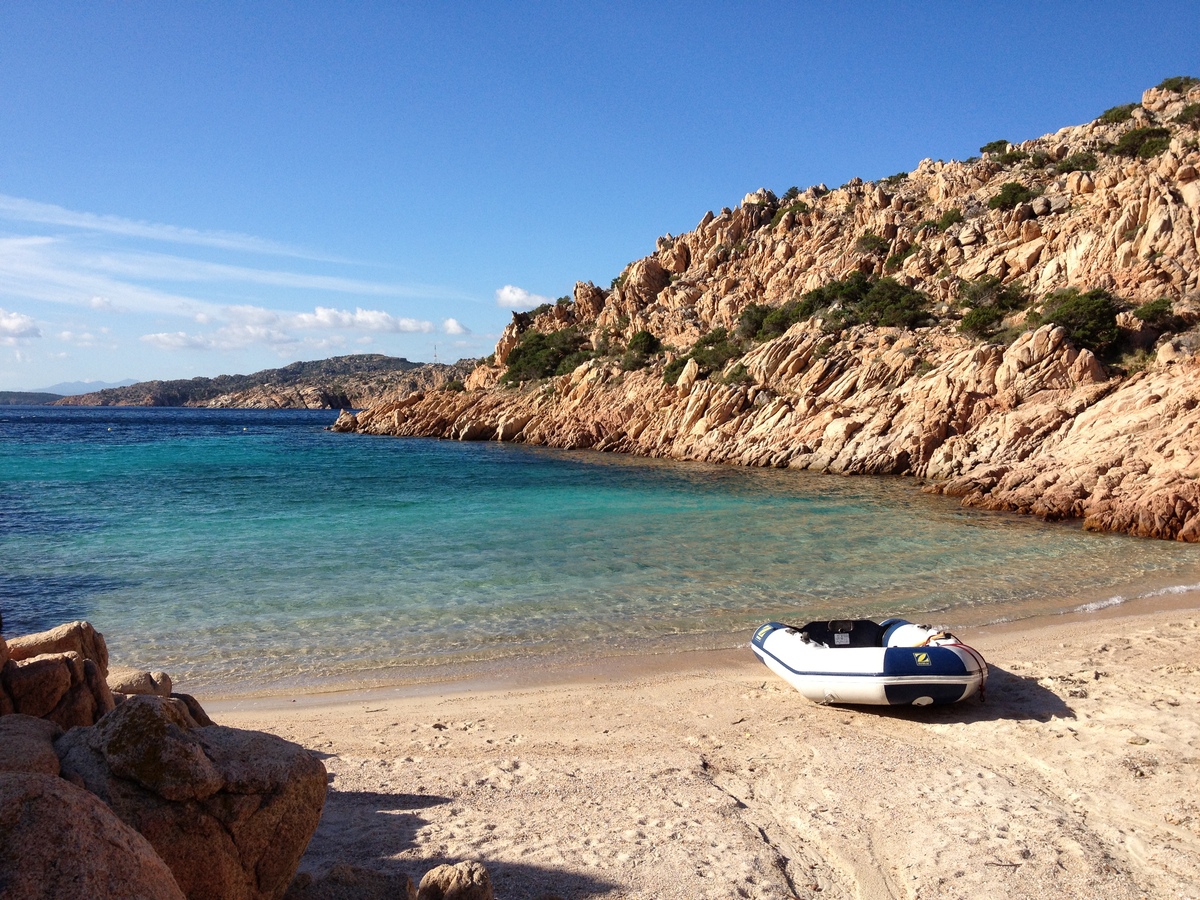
<box><xmin>751</xmin><ymin>618</ymin><xmax>988</xmax><ymax>706</ymax></box>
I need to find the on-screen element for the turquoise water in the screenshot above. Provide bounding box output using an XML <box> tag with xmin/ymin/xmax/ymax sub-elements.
<box><xmin>3</xmin><ymin>406</ymin><xmax>1199</xmax><ymax>693</ymax></box>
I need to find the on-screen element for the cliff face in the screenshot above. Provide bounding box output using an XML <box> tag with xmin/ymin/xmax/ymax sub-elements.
<box><xmin>339</xmin><ymin>82</ymin><xmax>1200</xmax><ymax>541</ymax></box>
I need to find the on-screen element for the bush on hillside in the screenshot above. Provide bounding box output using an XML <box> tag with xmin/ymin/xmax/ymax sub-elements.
<box><xmin>663</xmin><ymin>327</ymin><xmax>745</xmax><ymax>385</ymax></box>
<box><xmin>958</xmin><ymin>275</ymin><xmax>1031</xmax><ymax>339</ymax></box>
<box><xmin>1175</xmin><ymin>103</ymin><xmax>1200</xmax><ymax>127</ymax></box>
<box><xmin>501</xmin><ymin>327</ymin><xmax>589</xmax><ymax>385</ymax></box>
<box><xmin>1133</xmin><ymin>297</ymin><xmax>1184</xmax><ymax>332</ymax></box>
<box><xmin>1157</xmin><ymin>75</ymin><xmax>1200</xmax><ymax>93</ymax></box>
<box><xmin>988</xmin><ymin>182</ymin><xmax>1037</xmax><ymax>210</ymax></box>
<box><xmin>855</xmin><ymin>232</ymin><xmax>890</xmax><ymax>255</ymax></box>
<box><xmin>1027</xmin><ymin>288</ymin><xmax>1121</xmax><ymax>355</ymax></box>
<box><xmin>1055</xmin><ymin>152</ymin><xmax>1098</xmax><ymax>173</ymax></box>
<box><xmin>1099</xmin><ymin>103</ymin><xmax>1139</xmax><ymax>124</ymax></box>
<box><xmin>1109</xmin><ymin>127</ymin><xmax>1172</xmax><ymax>159</ymax></box>
<box><xmin>980</xmin><ymin>139</ymin><xmax>1009</xmax><ymax>154</ymax></box>
<box><xmin>995</xmin><ymin>149</ymin><xmax>1029</xmax><ymax>167</ymax></box>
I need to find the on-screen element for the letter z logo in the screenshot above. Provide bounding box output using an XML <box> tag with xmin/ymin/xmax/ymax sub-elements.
<box><xmin>913</xmin><ymin>651</ymin><xmax>932</xmax><ymax>667</ymax></box>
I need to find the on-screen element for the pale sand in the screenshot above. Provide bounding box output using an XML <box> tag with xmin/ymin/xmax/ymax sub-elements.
<box><xmin>209</xmin><ymin>602</ymin><xmax>1200</xmax><ymax>900</ymax></box>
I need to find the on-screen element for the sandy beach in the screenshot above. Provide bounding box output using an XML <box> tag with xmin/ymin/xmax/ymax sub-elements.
<box><xmin>210</xmin><ymin>601</ymin><xmax>1200</xmax><ymax>900</ymax></box>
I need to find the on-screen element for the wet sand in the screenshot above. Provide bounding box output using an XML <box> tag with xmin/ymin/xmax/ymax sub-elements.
<box><xmin>210</xmin><ymin>599</ymin><xmax>1200</xmax><ymax>899</ymax></box>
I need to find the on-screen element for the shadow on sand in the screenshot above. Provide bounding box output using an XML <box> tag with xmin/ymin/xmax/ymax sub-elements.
<box><xmin>295</xmin><ymin>787</ymin><xmax>617</xmax><ymax>899</ymax></box>
<box><xmin>848</xmin><ymin>664</ymin><xmax>1076</xmax><ymax>724</ymax></box>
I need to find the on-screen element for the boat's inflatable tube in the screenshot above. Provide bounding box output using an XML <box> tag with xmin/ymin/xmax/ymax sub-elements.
<box><xmin>751</xmin><ymin>618</ymin><xmax>988</xmax><ymax>706</ymax></box>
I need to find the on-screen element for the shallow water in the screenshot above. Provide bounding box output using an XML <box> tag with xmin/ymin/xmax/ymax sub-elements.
<box><xmin>2</xmin><ymin>405</ymin><xmax>1198</xmax><ymax>692</ymax></box>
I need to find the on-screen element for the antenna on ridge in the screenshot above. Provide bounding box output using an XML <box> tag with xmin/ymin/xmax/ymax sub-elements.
<box><xmin>433</xmin><ymin>344</ymin><xmax>438</xmax><ymax>364</ymax></box>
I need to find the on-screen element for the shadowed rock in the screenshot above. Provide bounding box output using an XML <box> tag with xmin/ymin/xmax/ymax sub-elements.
<box><xmin>0</xmin><ymin>772</ymin><xmax>186</xmax><ymax>900</ymax></box>
<box><xmin>55</xmin><ymin>695</ymin><xmax>327</xmax><ymax>900</ymax></box>
<box><xmin>416</xmin><ymin>861</ymin><xmax>494</xmax><ymax>900</ymax></box>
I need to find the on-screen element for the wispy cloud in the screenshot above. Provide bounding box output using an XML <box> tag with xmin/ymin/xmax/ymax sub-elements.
<box><xmin>0</xmin><ymin>194</ymin><xmax>325</xmax><ymax>259</ymax></box>
<box><xmin>442</xmin><ymin>318</ymin><xmax>468</xmax><ymax>335</ymax></box>
<box><xmin>495</xmin><ymin>284</ymin><xmax>551</xmax><ymax>309</ymax></box>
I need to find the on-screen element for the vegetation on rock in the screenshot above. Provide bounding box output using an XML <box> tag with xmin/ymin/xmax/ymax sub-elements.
<box><xmin>1109</xmin><ymin>127</ymin><xmax>1172</xmax><ymax>159</ymax></box>
<box><xmin>1027</xmin><ymin>288</ymin><xmax>1122</xmax><ymax>356</ymax></box>
<box><xmin>988</xmin><ymin>182</ymin><xmax>1037</xmax><ymax>210</ymax></box>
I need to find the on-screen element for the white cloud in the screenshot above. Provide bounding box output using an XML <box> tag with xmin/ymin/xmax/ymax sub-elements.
<box><xmin>141</xmin><ymin>332</ymin><xmax>214</xmax><ymax>350</ymax></box>
<box><xmin>496</xmin><ymin>284</ymin><xmax>552</xmax><ymax>309</ymax></box>
<box><xmin>291</xmin><ymin>306</ymin><xmax>433</xmax><ymax>333</ymax></box>
<box><xmin>442</xmin><ymin>317</ymin><xmax>468</xmax><ymax>335</ymax></box>
<box><xmin>0</xmin><ymin>308</ymin><xmax>41</xmax><ymax>344</ymax></box>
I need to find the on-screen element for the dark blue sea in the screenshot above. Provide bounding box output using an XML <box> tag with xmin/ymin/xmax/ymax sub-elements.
<box><xmin>2</xmin><ymin>406</ymin><xmax>1197</xmax><ymax>693</ymax></box>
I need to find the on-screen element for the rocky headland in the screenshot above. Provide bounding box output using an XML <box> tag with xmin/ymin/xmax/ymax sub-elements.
<box><xmin>336</xmin><ymin>80</ymin><xmax>1200</xmax><ymax>541</ymax></box>
<box><xmin>54</xmin><ymin>354</ymin><xmax>477</xmax><ymax>410</ymax></box>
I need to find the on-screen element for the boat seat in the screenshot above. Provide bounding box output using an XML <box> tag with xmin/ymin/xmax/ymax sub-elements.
<box><xmin>798</xmin><ymin>619</ymin><xmax>886</xmax><ymax>648</ymax></box>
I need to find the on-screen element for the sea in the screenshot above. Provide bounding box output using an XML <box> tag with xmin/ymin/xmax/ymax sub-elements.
<box><xmin>3</xmin><ymin>405</ymin><xmax>1199</xmax><ymax>696</ymax></box>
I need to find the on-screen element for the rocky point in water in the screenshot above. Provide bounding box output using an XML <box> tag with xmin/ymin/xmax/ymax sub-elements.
<box><xmin>334</xmin><ymin>79</ymin><xmax>1200</xmax><ymax>542</ymax></box>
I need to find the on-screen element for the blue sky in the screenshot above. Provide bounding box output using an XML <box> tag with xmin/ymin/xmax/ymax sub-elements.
<box><xmin>1</xmin><ymin>2</ymin><xmax>1197</xmax><ymax>391</ymax></box>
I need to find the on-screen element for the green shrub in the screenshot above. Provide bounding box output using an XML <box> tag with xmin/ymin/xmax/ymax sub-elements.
<box><xmin>663</xmin><ymin>357</ymin><xmax>687</xmax><ymax>385</ymax></box>
<box><xmin>501</xmin><ymin>327</ymin><xmax>589</xmax><ymax>384</ymax></box>
<box><xmin>620</xmin><ymin>349</ymin><xmax>649</xmax><ymax>371</ymax></box>
<box><xmin>959</xmin><ymin>274</ymin><xmax>1029</xmax><ymax>313</ymax></box>
<box><xmin>781</xmin><ymin>185</ymin><xmax>801</xmax><ymax>202</ymax></box>
<box><xmin>555</xmin><ymin>295</ymin><xmax>573</xmax><ymax>306</ymax></box>
<box><xmin>884</xmin><ymin>245</ymin><xmax>917</xmax><ymax>273</ymax></box>
<box><xmin>855</xmin><ymin>231</ymin><xmax>890</xmax><ymax>255</ymax></box>
<box><xmin>555</xmin><ymin>349</ymin><xmax>595</xmax><ymax>375</ymax></box>
<box><xmin>958</xmin><ymin>276</ymin><xmax>1030</xmax><ymax>339</ymax></box>
<box><xmin>611</xmin><ymin>271</ymin><xmax>628</xmax><ymax>290</ymax></box>
<box><xmin>854</xmin><ymin>278</ymin><xmax>929</xmax><ymax>329</ymax></box>
<box><xmin>1100</xmin><ymin>103</ymin><xmax>1138</xmax><ymax>124</ymax></box>
<box><xmin>960</xmin><ymin>305</ymin><xmax>1007</xmax><ymax>337</ymax></box>
<box><xmin>995</xmin><ymin>150</ymin><xmax>1029</xmax><ymax>166</ymax></box>
<box><xmin>736</xmin><ymin>304</ymin><xmax>770</xmax><ymax>340</ymax></box>
<box><xmin>798</xmin><ymin>270</ymin><xmax>874</xmax><ymax>320</ymax></box>
<box><xmin>528</xmin><ymin>302</ymin><xmax>554</xmax><ymax>318</ymax></box>
<box><xmin>1055</xmin><ymin>152</ymin><xmax>1098</xmax><ymax>173</ymax></box>
<box><xmin>718</xmin><ymin>363</ymin><xmax>752</xmax><ymax>386</ymax></box>
<box><xmin>988</xmin><ymin>182</ymin><xmax>1036</xmax><ymax>210</ymax></box>
<box><xmin>663</xmin><ymin>327</ymin><xmax>745</xmax><ymax>384</ymax></box>
<box><xmin>626</xmin><ymin>330</ymin><xmax>662</xmax><ymax>355</ymax></box>
<box><xmin>1175</xmin><ymin>103</ymin><xmax>1200</xmax><ymax>127</ymax></box>
<box><xmin>1157</xmin><ymin>76</ymin><xmax>1200</xmax><ymax>93</ymax></box>
<box><xmin>883</xmin><ymin>171</ymin><xmax>908</xmax><ymax>185</ymax></box>
<box><xmin>1133</xmin><ymin>297</ymin><xmax>1183</xmax><ymax>331</ymax></box>
<box><xmin>937</xmin><ymin>207</ymin><xmax>964</xmax><ymax>230</ymax></box>
<box><xmin>1027</xmin><ymin>288</ymin><xmax>1121</xmax><ymax>355</ymax></box>
<box><xmin>1109</xmin><ymin>127</ymin><xmax>1172</xmax><ymax>158</ymax></box>
<box><xmin>690</xmin><ymin>327</ymin><xmax>743</xmax><ymax>374</ymax></box>
<box><xmin>445</xmin><ymin>379</ymin><xmax>466</xmax><ymax>392</ymax></box>
<box><xmin>980</xmin><ymin>139</ymin><xmax>1009</xmax><ymax>154</ymax></box>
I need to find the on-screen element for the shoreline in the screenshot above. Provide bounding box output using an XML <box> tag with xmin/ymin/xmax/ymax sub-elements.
<box><xmin>201</xmin><ymin>581</ymin><xmax>1200</xmax><ymax>708</ymax></box>
<box><xmin>210</xmin><ymin>595</ymin><xmax>1200</xmax><ymax>899</ymax></box>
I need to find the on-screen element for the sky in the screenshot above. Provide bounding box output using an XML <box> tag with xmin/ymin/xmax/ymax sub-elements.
<box><xmin>1</xmin><ymin>2</ymin><xmax>1197</xmax><ymax>391</ymax></box>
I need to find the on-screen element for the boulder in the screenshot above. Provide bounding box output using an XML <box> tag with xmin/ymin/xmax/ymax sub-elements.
<box><xmin>0</xmin><ymin>650</ymin><xmax>115</xmax><ymax>728</ymax></box>
<box><xmin>0</xmin><ymin>714</ymin><xmax>62</xmax><ymax>775</ymax></box>
<box><xmin>416</xmin><ymin>862</ymin><xmax>494</xmax><ymax>900</ymax></box>
<box><xmin>6</xmin><ymin>620</ymin><xmax>109</xmax><ymax>676</ymax></box>
<box><xmin>0</xmin><ymin>772</ymin><xmax>185</xmax><ymax>900</ymax></box>
<box><xmin>329</xmin><ymin>410</ymin><xmax>357</xmax><ymax>433</ymax></box>
<box><xmin>55</xmin><ymin>695</ymin><xmax>327</xmax><ymax>900</ymax></box>
<box><xmin>109</xmin><ymin>665</ymin><xmax>174</xmax><ymax>697</ymax></box>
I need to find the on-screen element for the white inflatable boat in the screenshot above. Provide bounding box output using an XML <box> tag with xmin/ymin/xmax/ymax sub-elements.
<box><xmin>751</xmin><ymin>618</ymin><xmax>988</xmax><ymax>706</ymax></box>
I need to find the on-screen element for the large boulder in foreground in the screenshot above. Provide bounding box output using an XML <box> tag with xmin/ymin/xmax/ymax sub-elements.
<box><xmin>0</xmin><ymin>714</ymin><xmax>63</xmax><ymax>776</ymax></box>
<box><xmin>0</xmin><ymin>772</ymin><xmax>185</xmax><ymax>900</ymax></box>
<box><xmin>56</xmin><ymin>695</ymin><xmax>327</xmax><ymax>900</ymax></box>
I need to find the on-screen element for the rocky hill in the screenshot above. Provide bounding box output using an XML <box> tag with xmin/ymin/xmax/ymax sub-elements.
<box><xmin>55</xmin><ymin>354</ymin><xmax>477</xmax><ymax>410</ymax></box>
<box><xmin>335</xmin><ymin>79</ymin><xmax>1200</xmax><ymax>541</ymax></box>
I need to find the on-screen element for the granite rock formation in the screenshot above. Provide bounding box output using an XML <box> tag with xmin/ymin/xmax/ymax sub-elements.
<box><xmin>340</xmin><ymin>81</ymin><xmax>1200</xmax><ymax>541</ymax></box>
<box><xmin>55</xmin><ymin>695</ymin><xmax>328</xmax><ymax>900</ymax></box>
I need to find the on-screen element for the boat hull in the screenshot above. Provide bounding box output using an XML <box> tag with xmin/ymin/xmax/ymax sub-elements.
<box><xmin>751</xmin><ymin>621</ymin><xmax>987</xmax><ymax>706</ymax></box>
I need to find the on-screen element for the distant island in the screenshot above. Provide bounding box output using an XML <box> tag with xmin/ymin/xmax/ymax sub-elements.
<box><xmin>0</xmin><ymin>391</ymin><xmax>65</xmax><ymax>406</ymax></box>
<box><xmin>51</xmin><ymin>354</ymin><xmax>477</xmax><ymax>410</ymax></box>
